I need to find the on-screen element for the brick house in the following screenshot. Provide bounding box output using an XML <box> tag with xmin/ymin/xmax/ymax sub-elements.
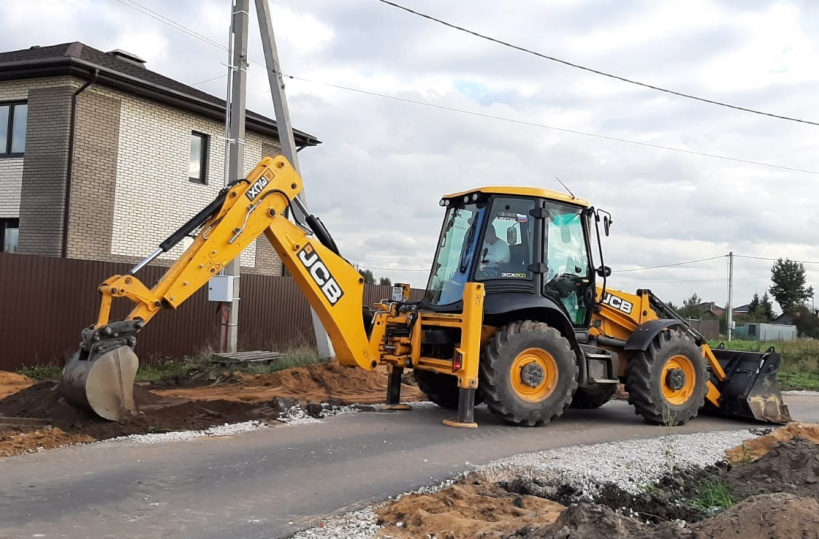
<box><xmin>0</xmin><ymin>42</ymin><xmax>320</xmax><ymax>274</ymax></box>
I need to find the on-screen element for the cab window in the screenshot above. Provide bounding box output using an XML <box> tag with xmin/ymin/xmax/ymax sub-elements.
<box><xmin>475</xmin><ymin>197</ymin><xmax>535</xmax><ymax>281</ymax></box>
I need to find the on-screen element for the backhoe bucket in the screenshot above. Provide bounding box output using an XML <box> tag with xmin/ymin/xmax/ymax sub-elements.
<box><xmin>710</xmin><ymin>347</ymin><xmax>791</xmax><ymax>423</ymax></box>
<box><xmin>61</xmin><ymin>346</ymin><xmax>139</xmax><ymax>421</ymax></box>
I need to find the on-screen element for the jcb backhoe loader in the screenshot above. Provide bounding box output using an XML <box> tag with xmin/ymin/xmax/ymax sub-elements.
<box><xmin>61</xmin><ymin>156</ymin><xmax>790</xmax><ymax>427</ymax></box>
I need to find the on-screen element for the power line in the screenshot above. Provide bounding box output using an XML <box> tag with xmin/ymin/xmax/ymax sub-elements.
<box><xmin>360</xmin><ymin>265</ymin><xmax>429</xmax><ymax>273</ymax></box>
<box><xmin>613</xmin><ymin>255</ymin><xmax>727</xmax><ymax>273</ymax></box>
<box><xmin>285</xmin><ymin>74</ymin><xmax>819</xmax><ymax>176</ymax></box>
<box><xmin>377</xmin><ymin>0</ymin><xmax>819</xmax><ymax>127</ymax></box>
<box><xmin>191</xmin><ymin>73</ymin><xmax>228</xmax><ymax>86</ymax></box>
<box><xmin>108</xmin><ymin>0</ymin><xmax>819</xmax><ymax>176</ymax></box>
<box><xmin>110</xmin><ymin>0</ymin><xmax>226</xmax><ymax>50</ymax></box>
<box><xmin>734</xmin><ymin>254</ymin><xmax>819</xmax><ymax>265</ymax></box>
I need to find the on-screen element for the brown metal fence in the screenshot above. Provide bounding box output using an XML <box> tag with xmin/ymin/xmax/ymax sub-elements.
<box><xmin>0</xmin><ymin>253</ymin><xmax>425</xmax><ymax>371</ymax></box>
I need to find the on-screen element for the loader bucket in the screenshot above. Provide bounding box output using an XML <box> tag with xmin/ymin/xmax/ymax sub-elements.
<box><xmin>709</xmin><ymin>346</ymin><xmax>791</xmax><ymax>424</ymax></box>
<box><xmin>61</xmin><ymin>346</ymin><xmax>139</xmax><ymax>421</ymax></box>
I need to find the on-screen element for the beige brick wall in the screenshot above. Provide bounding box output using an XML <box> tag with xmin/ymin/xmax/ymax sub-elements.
<box><xmin>66</xmin><ymin>89</ymin><xmax>121</xmax><ymax>259</ymax></box>
<box><xmin>0</xmin><ymin>77</ymin><xmax>77</xmax><ymax>221</ymax></box>
<box><xmin>0</xmin><ymin>159</ymin><xmax>23</xmax><ymax>218</ymax></box>
<box><xmin>89</xmin><ymin>85</ymin><xmax>283</xmax><ymax>274</ymax></box>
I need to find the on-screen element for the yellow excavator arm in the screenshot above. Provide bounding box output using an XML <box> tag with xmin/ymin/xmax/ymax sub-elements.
<box><xmin>63</xmin><ymin>156</ymin><xmax>378</xmax><ymax>419</ymax></box>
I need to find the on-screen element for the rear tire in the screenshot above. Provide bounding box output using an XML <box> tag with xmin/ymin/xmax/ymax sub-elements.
<box><xmin>413</xmin><ymin>369</ymin><xmax>483</xmax><ymax>409</ymax></box>
<box><xmin>570</xmin><ymin>384</ymin><xmax>617</xmax><ymax>409</ymax></box>
<box><xmin>625</xmin><ymin>329</ymin><xmax>707</xmax><ymax>425</ymax></box>
<box><xmin>480</xmin><ymin>321</ymin><xmax>578</xmax><ymax>426</ymax></box>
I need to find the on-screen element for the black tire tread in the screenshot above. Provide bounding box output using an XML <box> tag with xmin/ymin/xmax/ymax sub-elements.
<box><xmin>625</xmin><ymin>329</ymin><xmax>708</xmax><ymax>426</ymax></box>
<box><xmin>480</xmin><ymin>320</ymin><xmax>578</xmax><ymax>427</ymax></box>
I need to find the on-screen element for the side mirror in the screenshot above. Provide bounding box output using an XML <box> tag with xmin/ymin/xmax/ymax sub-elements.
<box><xmin>603</xmin><ymin>215</ymin><xmax>611</xmax><ymax>237</ymax></box>
<box><xmin>596</xmin><ymin>265</ymin><xmax>611</xmax><ymax>278</ymax></box>
<box><xmin>506</xmin><ymin>226</ymin><xmax>517</xmax><ymax>245</ymax></box>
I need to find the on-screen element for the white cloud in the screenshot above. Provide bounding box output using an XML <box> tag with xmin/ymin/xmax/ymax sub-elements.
<box><xmin>2</xmin><ymin>0</ymin><xmax>818</xmax><ymax>305</ymax></box>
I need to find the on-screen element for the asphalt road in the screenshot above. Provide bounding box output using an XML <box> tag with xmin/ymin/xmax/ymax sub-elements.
<box><xmin>1</xmin><ymin>394</ymin><xmax>818</xmax><ymax>539</ymax></box>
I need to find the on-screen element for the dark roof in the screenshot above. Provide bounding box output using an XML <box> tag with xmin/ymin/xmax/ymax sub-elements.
<box><xmin>0</xmin><ymin>42</ymin><xmax>320</xmax><ymax>147</ymax></box>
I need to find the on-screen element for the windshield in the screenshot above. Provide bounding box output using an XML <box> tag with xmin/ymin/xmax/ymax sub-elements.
<box><xmin>424</xmin><ymin>202</ymin><xmax>484</xmax><ymax>305</ymax></box>
<box><xmin>544</xmin><ymin>204</ymin><xmax>592</xmax><ymax>325</ymax></box>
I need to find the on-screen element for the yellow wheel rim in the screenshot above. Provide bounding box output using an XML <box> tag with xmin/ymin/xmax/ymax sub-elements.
<box><xmin>661</xmin><ymin>354</ymin><xmax>697</xmax><ymax>405</ymax></box>
<box><xmin>510</xmin><ymin>348</ymin><xmax>558</xmax><ymax>402</ymax></box>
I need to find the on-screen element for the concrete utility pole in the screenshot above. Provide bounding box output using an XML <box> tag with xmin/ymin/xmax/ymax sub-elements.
<box><xmin>255</xmin><ymin>0</ymin><xmax>334</xmax><ymax>358</ymax></box>
<box><xmin>220</xmin><ymin>0</ymin><xmax>249</xmax><ymax>353</ymax></box>
<box><xmin>219</xmin><ymin>0</ymin><xmax>333</xmax><ymax>357</ymax></box>
<box><xmin>727</xmin><ymin>251</ymin><xmax>734</xmax><ymax>342</ymax></box>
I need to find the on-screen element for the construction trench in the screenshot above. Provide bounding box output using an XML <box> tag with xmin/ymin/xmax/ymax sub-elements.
<box><xmin>1</xmin><ymin>363</ymin><xmax>818</xmax><ymax>539</ymax></box>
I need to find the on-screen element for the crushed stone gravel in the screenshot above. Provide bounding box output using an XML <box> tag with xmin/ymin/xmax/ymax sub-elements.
<box><xmin>289</xmin><ymin>428</ymin><xmax>760</xmax><ymax>539</ymax></box>
<box><xmin>104</xmin><ymin>420</ymin><xmax>266</xmax><ymax>445</ymax></box>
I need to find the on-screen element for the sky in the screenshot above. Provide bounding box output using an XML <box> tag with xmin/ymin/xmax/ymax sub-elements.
<box><xmin>2</xmin><ymin>0</ymin><xmax>818</xmax><ymax>312</ymax></box>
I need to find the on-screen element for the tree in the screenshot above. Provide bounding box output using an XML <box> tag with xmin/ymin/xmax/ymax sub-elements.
<box><xmin>359</xmin><ymin>268</ymin><xmax>375</xmax><ymax>284</ymax></box>
<box><xmin>760</xmin><ymin>292</ymin><xmax>775</xmax><ymax>321</ymax></box>
<box><xmin>769</xmin><ymin>258</ymin><xmax>814</xmax><ymax>315</ymax></box>
<box><xmin>678</xmin><ymin>293</ymin><xmax>703</xmax><ymax>319</ymax></box>
<box><xmin>378</xmin><ymin>277</ymin><xmax>392</xmax><ymax>286</ymax></box>
<box><xmin>747</xmin><ymin>292</ymin><xmax>775</xmax><ymax>322</ymax></box>
<box><xmin>794</xmin><ymin>306</ymin><xmax>818</xmax><ymax>338</ymax></box>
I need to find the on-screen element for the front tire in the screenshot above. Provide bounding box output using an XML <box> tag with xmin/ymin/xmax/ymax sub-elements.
<box><xmin>625</xmin><ymin>329</ymin><xmax>707</xmax><ymax>425</ymax></box>
<box><xmin>480</xmin><ymin>321</ymin><xmax>578</xmax><ymax>426</ymax></box>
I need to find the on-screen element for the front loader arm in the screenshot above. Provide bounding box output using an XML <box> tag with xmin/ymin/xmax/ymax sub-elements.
<box><xmin>92</xmin><ymin>156</ymin><xmax>375</xmax><ymax>371</ymax></box>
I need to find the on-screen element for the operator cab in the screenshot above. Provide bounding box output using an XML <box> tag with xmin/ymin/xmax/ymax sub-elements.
<box><xmin>423</xmin><ymin>187</ymin><xmax>598</xmax><ymax>327</ymax></box>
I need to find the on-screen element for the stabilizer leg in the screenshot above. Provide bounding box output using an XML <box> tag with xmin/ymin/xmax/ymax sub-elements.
<box><xmin>383</xmin><ymin>366</ymin><xmax>412</xmax><ymax>410</ymax></box>
<box><xmin>443</xmin><ymin>387</ymin><xmax>478</xmax><ymax>428</ymax></box>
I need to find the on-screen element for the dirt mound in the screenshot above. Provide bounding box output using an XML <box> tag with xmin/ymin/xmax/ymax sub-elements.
<box><xmin>154</xmin><ymin>359</ymin><xmax>425</xmax><ymax>405</ymax></box>
<box><xmin>726</xmin><ymin>422</ymin><xmax>819</xmax><ymax>464</ymax></box>
<box><xmin>0</xmin><ymin>426</ymin><xmax>94</xmax><ymax>457</ymax></box>
<box><xmin>508</xmin><ymin>493</ymin><xmax>819</xmax><ymax>539</ymax></box>
<box><xmin>376</xmin><ymin>474</ymin><xmax>565</xmax><ymax>539</ymax></box>
<box><xmin>0</xmin><ymin>381</ymin><xmax>275</xmax><ymax>453</ymax></box>
<box><xmin>691</xmin><ymin>492</ymin><xmax>819</xmax><ymax>538</ymax></box>
<box><xmin>726</xmin><ymin>436</ymin><xmax>819</xmax><ymax>500</ymax></box>
<box><xmin>0</xmin><ymin>371</ymin><xmax>34</xmax><ymax>399</ymax></box>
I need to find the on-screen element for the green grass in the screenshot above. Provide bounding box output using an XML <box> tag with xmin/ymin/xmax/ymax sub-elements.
<box><xmin>690</xmin><ymin>480</ymin><xmax>733</xmax><ymax>512</ymax></box>
<box><xmin>16</xmin><ymin>364</ymin><xmax>63</xmax><ymax>380</ymax></box>
<box><xmin>708</xmin><ymin>338</ymin><xmax>819</xmax><ymax>391</ymax></box>
<box><xmin>15</xmin><ymin>346</ymin><xmax>324</xmax><ymax>383</ymax></box>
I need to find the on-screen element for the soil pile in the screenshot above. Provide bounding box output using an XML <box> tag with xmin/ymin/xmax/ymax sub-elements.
<box><xmin>376</xmin><ymin>474</ymin><xmax>565</xmax><ymax>539</ymax></box>
<box><xmin>726</xmin><ymin>436</ymin><xmax>819</xmax><ymax>499</ymax></box>
<box><xmin>725</xmin><ymin>422</ymin><xmax>819</xmax><ymax>464</ymax></box>
<box><xmin>690</xmin><ymin>493</ymin><xmax>819</xmax><ymax>539</ymax></box>
<box><xmin>509</xmin><ymin>493</ymin><xmax>819</xmax><ymax>539</ymax></box>
<box><xmin>375</xmin><ymin>434</ymin><xmax>819</xmax><ymax>539</ymax></box>
<box><xmin>0</xmin><ymin>371</ymin><xmax>34</xmax><ymax>399</ymax></box>
<box><xmin>153</xmin><ymin>359</ymin><xmax>425</xmax><ymax>404</ymax></box>
<box><xmin>0</xmin><ymin>381</ymin><xmax>273</xmax><ymax>439</ymax></box>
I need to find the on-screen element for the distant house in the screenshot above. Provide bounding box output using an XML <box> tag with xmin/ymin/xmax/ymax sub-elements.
<box><xmin>697</xmin><ymin>302</ymin><xmax>724</xmax><ymax>317</ymax></box>
<box><xmin>0</xmin><ymin>42</ymin><xmax>320</xmax><ymax>274</ymax></box>
<box><xmin>772</xmin><ymin>313</ymin><xmax>796</xmax><ymax>325</ymax></box>
<box><xmin>696</xmin><ymin>301</ymin><xmax>753</xmax><ymax>317</ymax></box>
<box><xmin>734</xmin><ymin>323</ymin><xmax>797</xmax><ymax>341</ymax></box>
<box><xmin>732</xmin><ymin>304</ymin><xmax>751</xmax><ymax>315</ymax></box>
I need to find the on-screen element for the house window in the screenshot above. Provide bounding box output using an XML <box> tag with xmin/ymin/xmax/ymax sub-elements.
<box><xmin>0</xmin><ymin>102</ymin><xmax>28</xmax><ymax>157</ymax></box>
<box><xmin>189</xmin><ymin>132</ymin><xmax>209</xmax><ymax>183</ymax></box>
<box><xmin>0</xmin><ymin>219</ymin><xmax>19</xmax><ymax>253</ymax></box>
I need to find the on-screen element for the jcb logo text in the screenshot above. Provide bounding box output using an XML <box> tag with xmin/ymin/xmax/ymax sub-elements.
<box><xmin>245</xmin><ymin>177</ymin><xmax>269</xmax><ymax>201</ymax></box>
<box><xmin>601</xmin><ymin>292</ymin><xmax>633</xmax><ymax>315</ymax></box>
<box><xmin>298</xmin><ymin>245</ymin><xmax>344</xmax><ymax>306</ymax></box>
